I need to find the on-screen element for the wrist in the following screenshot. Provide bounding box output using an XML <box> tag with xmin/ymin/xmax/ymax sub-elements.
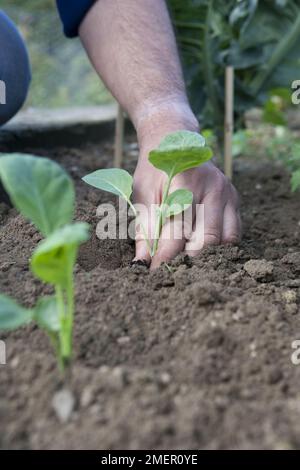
<box><xmin>133</xmin><ymin>98</ymin><xmax>199</xmax><ymax>157</ymax></box>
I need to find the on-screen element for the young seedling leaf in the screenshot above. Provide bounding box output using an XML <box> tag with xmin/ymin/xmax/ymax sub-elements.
<box><xmin>34</xmin><ymin>296</ymin><xmax>60</xmax><ymax>332</ymax></box>
<box><xmin>82</xmin><ymin>168</ymin><xmax>133</xmax><ymax>203</ymax></box>
<box><xmin>149</xmin><ymin>130</ymin><xmax>213</xmax><ymax>178</ymax></box>
<box><xmin>0</xmin><ymin>154</ymin><xmax>75</xmax><ymax>237</ymax></box>
<box><xmin>30</xmin><ymin>222</ymin><xmax>90</xmax><ymax>287</ymax></box>
<box><xmin>0</xmin><ymin>294</ymin><xmax>33</xmax><ymax>330</ymax></box>
<box><xmin>164</xmin><ymin>189</ymin><xmax>193</xmax><ymax>219</ymax></box>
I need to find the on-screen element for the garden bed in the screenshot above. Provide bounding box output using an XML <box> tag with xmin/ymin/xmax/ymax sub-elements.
<box><xmin>1</xmin><ymin>137</ymin><xmax>300</xmax><ymax>450</ymax></box>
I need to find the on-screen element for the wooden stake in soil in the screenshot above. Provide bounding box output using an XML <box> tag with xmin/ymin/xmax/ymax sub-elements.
<box><xmin>224</xmin><ymin>66</ymin><xmax>234</xmax><ymax>180</ymax></box>
<box><xmin>114</xmin><ymin>104</ymin><xmax>125</xmax><ymax>168</ymax></box>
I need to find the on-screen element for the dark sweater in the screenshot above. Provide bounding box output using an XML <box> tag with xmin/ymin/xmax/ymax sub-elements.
<box><xmin>56</xmin><ymin>0</ymin><xmax>96</xmax><ymax>37</ymax></box>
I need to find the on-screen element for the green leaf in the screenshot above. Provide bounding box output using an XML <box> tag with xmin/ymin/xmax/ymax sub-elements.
<box><xmin>149</xmin><ymin>131</ymin><xmax>213</xmax><ymax>178</ymax></box>
<box><xmin>0</xmin><ymin>294</ymin><xmax>32</xmax><ymax>330</ymax></box>
<box><xmin>30</xmin><ymin>222</ymin><xmax>90</xmax><ymax>287</ymax></box>
<box><xmin>0</xmin><ymin>154</ymin><xmax>75</xmax><ymax>237</ymax></box>
<box><xmin>291</xmin><ymin>169</ymin><xmax>300</xmax><ymax>192</ymax></box>
<box><xmin>34</xmin><ymin>296</ymin><xmax>60</xmax><ymax>332</ymax></box>
<box><xmin>164</xmin><ymin>189</ymin><xmax>193</xmax><ymax>218</ymax></box>
<box><xmin>82</xmin><ymin>168</ymin><xmax>133</xmax><ymax>203</ymax></box>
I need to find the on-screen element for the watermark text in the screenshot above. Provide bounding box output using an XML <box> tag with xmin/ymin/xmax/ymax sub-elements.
<box><xmin>95</xmin><ymin>200</ymin><xmax>205</xmax><ymax>248</ymax></box>
<box><xmin>0</xmin><ymin>340</ymin><xmax>6</xmax><ymax>365</ymax></box>
<box><xmin>291</xmin><ymin>80</ymin><xmax>300</xmax><ymax>105</ymax></box>
<box><xmin>0</xmin><ymin>80</ymin><xmax>6</xmax><ymax>105</ymax></box>
<box><xmin>291</xmin><ymin>340</ymin><xmax>300</xmax><ymax>365</ymax></box>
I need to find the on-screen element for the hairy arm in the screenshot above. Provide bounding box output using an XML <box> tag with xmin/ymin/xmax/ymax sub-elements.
<box><xmin>79</xmin><ymin>0</ymin><xmax>197</xmax><ymax>132</ymax></box>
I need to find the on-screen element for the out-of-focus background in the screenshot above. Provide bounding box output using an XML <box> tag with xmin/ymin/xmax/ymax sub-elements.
<box><xmin>1</xmin><ymin>0</ymin><xmax>112</xmax><ymax>108</ymax></box>
<box><xmin>2</xmin><ymin>0</ymin><xmax>300</xmax><ymax>190</ymax></box>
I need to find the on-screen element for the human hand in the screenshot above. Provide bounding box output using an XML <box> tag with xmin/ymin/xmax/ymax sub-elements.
<box><xmin>133</xmin><ymin>106</ymin><xmax>241</xmax><ymax>269</ymax></box>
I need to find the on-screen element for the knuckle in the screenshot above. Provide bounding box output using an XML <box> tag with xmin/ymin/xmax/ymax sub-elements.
<box><xmin>209</xmin><ymin>171</ymin><xmax>227</xmax><ymax>197</ymax></box>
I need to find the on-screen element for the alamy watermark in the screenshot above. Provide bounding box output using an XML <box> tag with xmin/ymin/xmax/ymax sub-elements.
<box><xmin>291</xmin><ymin>340</ymin><xmax>300</xmax><ymax>366</ymax></box>
<box><xmin>95</xmin><ymin>199</ymin><xmax>205</xmax><ymax>248</ymax></box>
<box><xmin>0</xmin><ymin>79</ymin><xmax>6</xmax><ymax>105</ymax></box>
<box><xmin>291</xmin><ymin>80</ymin><xmax>300</xmax><ymax>105</ymax></box>
<box><xmin>0</xmin><ymin>340</ymin><xmax>6</xmax><ymax>365</ymax></box>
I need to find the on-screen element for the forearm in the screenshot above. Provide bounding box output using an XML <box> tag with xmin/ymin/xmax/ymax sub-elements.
<box><xmin>79</xmin><ymin>0</ymin><xmax>198</xmax><ymax>143</ymax></box>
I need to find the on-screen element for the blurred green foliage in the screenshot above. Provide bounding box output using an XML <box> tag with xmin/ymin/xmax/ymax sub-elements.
<box><xmin>2</xmin><ymin>0</ymin><xmax>112</xmax><ymax>108</ymax></box>
<box><xmin>262</xmin><ymin>88</ymin><xmax>293</xmax><ymax>126</ymax></box>
<box><xmin>266</xmin><ymin>128</ymin><xmax>300</xmax><ymax>191</ymax></box>
<box><xmin>3</xmin><ymin>0</ymin><xmax>300</xmax><ymax>151</ymax></box>
<box><xmin>230</xmin><ymin>125</ymin><xmax>300</xmax><ymax>191</ymax></box>
<box><xmin>169</xmin><ymin>0</ymin><xmax>300</xmax><ymax>134</ymax></box>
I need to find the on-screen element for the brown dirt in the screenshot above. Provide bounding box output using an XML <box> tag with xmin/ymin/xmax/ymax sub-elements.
<box><xmin>0</xmin><ymin>139</ymin><xmax>300</xmax><ymax>450</ymax></box>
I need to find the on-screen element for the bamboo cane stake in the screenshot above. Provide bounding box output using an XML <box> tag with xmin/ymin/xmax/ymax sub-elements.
<box><xmin>224</xmin><ymin>66</ymin><xmax>234</xmax><ymax>180</ymax></box>
<box><xmin>114</xmin><ymin>104</ymin><xmax>125</xmax><ymax>168</ymax></box>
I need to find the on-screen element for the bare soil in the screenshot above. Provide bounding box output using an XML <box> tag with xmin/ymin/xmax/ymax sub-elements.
<box><xmin>0</xmin><ymin>139</ymin><xmax>300</xmax><ymax>450</ymax></box>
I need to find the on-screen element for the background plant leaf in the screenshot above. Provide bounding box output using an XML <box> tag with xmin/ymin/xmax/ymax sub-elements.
<box><xmin>0</xmin><ymin>154</ymin><xmax>75</xmax><ymax>236</ymax></box>
<box><xmin>0</xmin><ymin>294</ymin><xmax>33</xmax><ymax>330</ymax></box>
<box><xmin>169</xmin><ymin>0</ymin><xmax>300</xmax><ymax>131</ymax></box>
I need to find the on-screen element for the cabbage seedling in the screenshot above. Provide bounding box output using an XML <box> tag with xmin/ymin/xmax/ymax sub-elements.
<box><xmin>83</xmin><ymin>130</ymin><xmax>212</xmax><ymax>256</ymax></box>
<box><xmin>0</xmin><ymin>154</ymin><xmax>90</xmax><ymax>370</ymax></box>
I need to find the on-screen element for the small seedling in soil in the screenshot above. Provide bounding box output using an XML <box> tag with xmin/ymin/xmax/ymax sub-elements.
<box><xmin>83</xmin><ymin>130</ymin><xmax>212</xmax><ymax>257</ymax></box>
<box><xmin>0</xmin><ymin>154</ymin><xmax>90</xmax><ymax>370</ymax></box>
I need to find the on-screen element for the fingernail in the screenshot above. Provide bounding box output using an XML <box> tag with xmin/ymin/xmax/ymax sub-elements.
<box><xmin>131</xmin><ymin>259</ymin><xmax>150</xmax><ymax>268</ymax></box>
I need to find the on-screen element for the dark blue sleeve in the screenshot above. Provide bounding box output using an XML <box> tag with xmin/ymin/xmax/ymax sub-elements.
<box><xmin>56</xmin><ymin>0</ymin><xmax>96</xmax><ymax>37</ymax></box>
